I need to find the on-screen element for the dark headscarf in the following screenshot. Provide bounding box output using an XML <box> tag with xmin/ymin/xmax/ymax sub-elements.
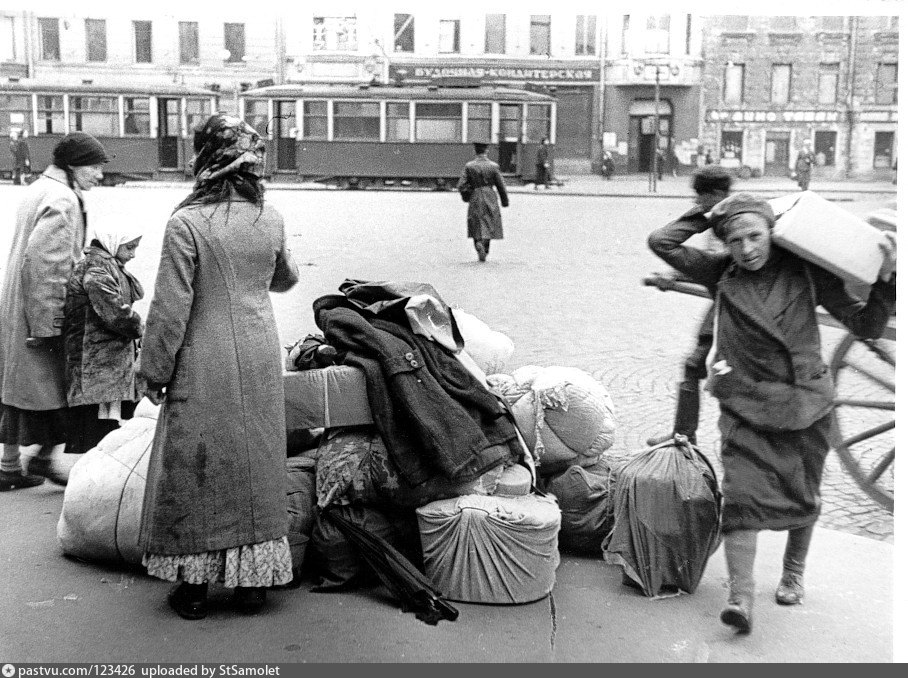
<box><xmin>708</xmin><ymin>192</ymin><xmax>776</xmax><ymax>240</ymax></box>
<box><xmin>175</xmin><ymin>114</ymin><xmax>266</xmax><ymax>211</ymax></box>
<box><xmin>52</xmin><ymin>132</ymin><xmax>110</xmax><ymax>168</ymax></box>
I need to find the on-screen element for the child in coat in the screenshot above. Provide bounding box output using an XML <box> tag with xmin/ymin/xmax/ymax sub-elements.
<box><xmin>63</xmin><ymin>225</ymin><xmax>145</xmax><ymax>455</ymax></box>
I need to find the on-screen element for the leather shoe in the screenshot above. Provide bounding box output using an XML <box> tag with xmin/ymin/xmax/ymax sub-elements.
<box><xmin>775</xmin><ymin>572</ymin><xmax>805</xmax><ymax>605</ymax></box>
<box><xmin>24</xmin><ymin>457</ymin><xmax>69</xmax><ymax>486</ymax></box>
<box><xmin>168</xmin><ymin>582</ymin><xmax>208</xmax><ymax>620</ymax></box>
<box><xmin>720</xmin><ymin>595</ymin><xmax>753</xmax><ymax>634</ymax></box>
<box><xmin>0</xmin><ymin>469</ymin><xmax>45</xmax><ymax>491</ymax></box>
<box><xmin>233</xmin><ymin>586</ymin><xmax>267</xmax><ymax>615</ymax></box>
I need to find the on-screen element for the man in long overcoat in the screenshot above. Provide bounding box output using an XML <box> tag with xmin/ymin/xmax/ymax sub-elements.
<box><xmin>456</xmin><ymin>143</ymin><xmax>509</xmax><ymax>262</ymax></box>
<box><xmin>794</xmin><ymin>140</ymin><xmax>816</xmax><ymax>191</ymax></box>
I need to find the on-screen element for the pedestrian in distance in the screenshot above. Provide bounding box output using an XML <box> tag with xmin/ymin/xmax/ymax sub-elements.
<box><xmin>794</xmin><ymin>140</ymin><xmax>816</xmax><ymax>191</ymax></box>
<box><xmin>9</xmin><ymin>129</ymin><xmax>31</xmax><ymax>185</ymax></box>
<box><xmin>704</xmin><ymin>148</ymin><xmax>714</xmax><ymax>165</ymax></box>
<box><xmin>138</xmin><ymin>114</ymin><xmax>300</xmax><ymax>620</ymax></box>
<box><xmin>602</xmin><ymin>150</ymin><xmax>615</xmax><ymax>181</ymax></box>
<box><xmin>648</xmin><ymin>193</ymin><xmax>897</xmax><ymax>635</ymax></box>
<box><xmin>646</xmin><ymin>165</ymin><xmax>734</xmax><ymax>448</ymax></box>
<box><xmin>655</xmin><ymin>148</ymin><xmax>665</xmax><ymax>181</ymax></box>
<box><xmin>62</xmin><ymin>223</ymin><xmax>145</xmax><ymax>455</ymax></box>
<box><xmin>534</xmin><ymin>137</ymin><xmax>552</xmax><ymax>190</ymax></box>
<box><xmin>0</xmin><ymin>132</ymin><xmax>109</xmax><ymax>491</ymax></box>
<box><xmin>456</xmin><ymin>142</ymin><xmax>509</xmax><ymax>263</ymax></box>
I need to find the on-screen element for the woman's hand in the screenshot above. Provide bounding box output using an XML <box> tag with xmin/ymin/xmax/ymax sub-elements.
<box><xmin>878</xmin><ymin>231</ymin><xmax>897</xmax><ymax>282</ymax></box>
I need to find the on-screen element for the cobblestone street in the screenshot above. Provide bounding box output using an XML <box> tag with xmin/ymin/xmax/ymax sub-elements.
<box><xmin>0</xmin><ymin>184</ymin><xmax>895</xmax><ymax>542</ymax></box>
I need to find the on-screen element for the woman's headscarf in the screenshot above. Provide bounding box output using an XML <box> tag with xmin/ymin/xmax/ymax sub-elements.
<box><xmin>708</xmin><ymin>192</ymin><xmax>776</xmax><ymax>240</ymax></box>
<box><xmin>90</xmin><ymin>222</ymin><xmax>143</xmax><ymax>258</ymax></box>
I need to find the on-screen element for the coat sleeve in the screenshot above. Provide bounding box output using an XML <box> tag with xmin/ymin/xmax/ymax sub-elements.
<box><xmin>494</xmin><ymin>168</ymin><xmax>509</xmax><ymax>208</ymax></box>
<box><xmin>270</xmin><ymin>219</ymin><xmax>300</xmax><ymax>293</ymax></box>
<box><xmin>647</xmin><ymin>213</ymin><xmax>726</xmax><ymax>287</ymax></box>
<box><xmin>810</xmin><ymin>265</ymin><xmax>895</xmax><ymax>340</ymax></box>
<box><xmin>82</xmin><ymin>261</ymin><xmax>143</xmax><ymax>339</ymax></box>
<box><xmin>21</xmin><ymin>198</ymin><xmax>82</xmax><ymax>338</ymax></box>
<box><xmin>137</xmin><ymin>215</ymin><xmax>197</xmax><ymax>387</ymax></box>
<box><xmin>456</xmin><ymin>166</ymin><xmax>472</xmax><ymax>203</ymax></box>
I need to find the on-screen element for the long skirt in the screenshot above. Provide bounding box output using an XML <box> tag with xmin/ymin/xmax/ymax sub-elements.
<box><xmin>718</xmin><ymin>409</ymin><xmax>834</xmax><ymax>533</ymax></box>
<box><xmin>0</xmin><ymin>403</ymin><xmax>68</xmax><ymax>446</ymax></box>
<box><xmin>65</xmin><ymin>402</ymin><xmax>137</xmax><ymax>455</ymax></box>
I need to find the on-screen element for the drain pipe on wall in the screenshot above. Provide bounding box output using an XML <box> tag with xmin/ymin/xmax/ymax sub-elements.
<box><xmin>844</xmin><ymin>15</ymin><xmax>858</xmax><ymax>179</ymax></box>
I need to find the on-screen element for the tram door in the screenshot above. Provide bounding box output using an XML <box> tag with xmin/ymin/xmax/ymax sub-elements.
<box><xmin>498</xmin><ymin>104</ymin><xmax>521</xmax><ymax>174</ymax></box>
<box><xmin>157</xmin><ymin>98</ymin><xmax>180</xmax><ymax>169</ymax></box>
<box><xmin>275</xmin><ymin>100</ymin><xmax>297</xmax><ymax>171</ymax></box>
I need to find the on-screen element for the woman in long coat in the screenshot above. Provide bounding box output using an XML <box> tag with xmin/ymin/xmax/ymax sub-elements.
<box><xmin>0</xmin><ymin>132</ymin><xmax>109</xmax><ymax>491</ymax></box>
<box><xmin>456</xmin><ymin>142</ymin><xmax>509</xmax><ymax>262</ymax></box>
<box><xmin>648</xmin><ymin>193</ymin><xmax>896</xmax><ymax>634</ymax></box>
<box><xmin>138</xmin><ymin>115</ymin><xmax>300</xmax><ymax>620</ymax></box>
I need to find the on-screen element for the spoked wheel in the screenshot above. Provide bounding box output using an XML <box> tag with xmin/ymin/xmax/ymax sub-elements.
<box><xmin>829</xmin><ymin>333</ymin><xmax>895</xmax><ymax>513</ymax></box>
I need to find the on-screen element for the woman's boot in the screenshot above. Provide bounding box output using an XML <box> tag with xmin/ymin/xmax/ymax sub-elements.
<box><xmin>720</xmin><ymin>530</ymin><xmax>758</xmax><ymax>634</ymax></box>
<box><xmin>233</xmin><ymin>586</ymin><xmax>267</xmax><ymax>615</ymax></box>
<box><xmin>776</xmin><ymin>525</ymin><xmax>812</xmax><ymax>605</ymax></box>
<box><xmin>168</xmin><ymin>582</ymin><xmax>208</xmax><ymax>620</ymax></box>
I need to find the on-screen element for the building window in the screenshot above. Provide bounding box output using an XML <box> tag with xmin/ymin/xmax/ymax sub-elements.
<box><xmin>186</xmin><ymin>99</ymin><xmax>212</xmax><ymax>134</ymax></box>
<box><xmin>386</xmin><ymin>102</ymin><xmax>410</xmax><ymax>141</ymax></box>
<box><xmin>720</xmin><ymin>130</ymin><xmax>743</xmax><ymax>161</ymax></box>
<box><xmin>38</xmin><ymin>17</ymin><xmax>60</xmax><ymax>61</ymax></box>
<box><xmin>685</xmin><ymin>15</ymin><xmax>692</xmax><ymax>54</ymax></box>
<box><xmin>575</xmin><ymin>15</ymin><xmax>596</xmax><ymax>56</ymax></box>
<box><xmin>86</xmin><ymin>19</ymin><xmax>107</xmax><ymax>62</ymax></box>
<box><xmin>133</xmin><ymin>21</ymin><xmax>152</xmax><ymax>63</ymax></box>
<box><xmin>485</xmin><ymin>14</ymin><xmax>505</xmax><ymax>54</ymax></box>
<box><xmin>770</xmin><ymin>16</ymin><xmax>797</xmax><ymax>32</ymax></box>
<box><xmin>2</xmin><ymin>16</ymin><xmax>15</xmax><ymax>61</ymax></box>
<box><xmin>819</xmin><ymin>16</ymin><xmax>845</xmax><ymax>31</ymax></box>
<box><xmin>467</xmin><ymin>103</ymin><xmax>491</xmax><ymax>142</ymax></box>
<box><xmin>874</xmin><ymin>131</ymin><xmax>895</xmax><ymax>168</ymax></box>
<box><xmin>526</xmin><ymin>104</ymin><xmax>551</xmax><ymax>143</ymax></box>
<box><xmin>724</xmin><ymin>64</ymin><xmax>745</xmax><ymax>105</ymax></box>
<box><xmin>302</xmin><ymin>101</ymin><xmax>328</xmax><ymax>139</ymax></box>
<box><xmin>770</xmin><ymin>64</ymin><xmax>791</xmax><ymax>105</ymax></box>
<box><xmin>645</xmin><ymin>15</ymin><xmax>670</xmax><ymax>54</ymax></box>
<box><xmin>37</xmin><ymin>95</ymin><xmax>64</xmax><ymax>133</ymax></box>
<box><xmin>530</xmin><ymin>15</ymin><xmax>551</xmax><ymax>56</ymax></box>
<box><xmin>224</xmin><ymin>23</ymin><xmax>245</xmax><ymax>63</ymax></box>
<box><xmin>621</xmin><ymin>15</ymin><xmax>630</xmax><ymax>54</ymax></box>
<box><xmin>415</xmin><ymin>103</ymin><xmax>461</xmax><ymax>142</ymax></box>
<box><xmin>394</xmin><ymin>14</ymin><xmax>414</xmax><ymax>53</ymax></box>
<box><xmin>124</xmin><ymin>97</ymin><xmax>150</xmax><ymax>135</ymax></box>
<box><xmin>243</xmin><ymin>99</ymin><xmax>268</xmax><ymax>135</ymax></box>
<box><xmin>333</xmin><ymin>101</ymin><xmax>379</xmax><ymax>140</ymax></box>
<box><xmin>814</xmin><ymin>131</ymin><xmax>837</xmax><ymax>166</ymax></box>
<box><xmin>70</xmin><ymin>96</ymin><xmax>118</xmax><ymax>136</ymax></box>
<box><xmin>179</xmin><ymin>21</ymin><xmax>199</xmax><ymax>65</ymax></box>
<box><xmin>439</xmin><ymin>19</ymin><xmax>460</xmax><ymax>54</ymax></box>
<box><xmin>876</xmin><ymin>63</ymin><xmax>898</xmax><ymax>104</ymax></box>
<box><xmin>818</xmin><ymin>63</ymin><xmax>839</xmax><ymax>105</ymax></box>
<box><xmin>313</xmin><ymin>16</ymin><xmax>358</xmax><ymax>51</ymax></box>
<box><xmin>0</xmin><ymin>94</ymin><xmax>31</xmax><ymax>136</ymax></box>
<box><xmin>722</xmin><ymin>16</ymin><xmax>749</xmax><ymax>31</ymax></box>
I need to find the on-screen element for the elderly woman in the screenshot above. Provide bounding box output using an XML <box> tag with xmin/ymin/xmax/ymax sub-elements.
<box><xmin>0</xmin><ymin>132</ymin><xmax>109</xmax><ymax>491</ymax></box>
<box><xmin>648</xmin><ymin>193</ymin><xmax>896</xmax><ymax>634</ymax></box>
<box><xmin>138</xmin><ymin>115</ymin><xmax>300</xmax><ymax>620</ymax></box>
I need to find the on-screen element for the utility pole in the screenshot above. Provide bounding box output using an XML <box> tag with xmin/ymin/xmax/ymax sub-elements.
<box><xmin>649</xmin><ymin>65</ymin><xmax>662</xmax><ymax>192</ymax></box>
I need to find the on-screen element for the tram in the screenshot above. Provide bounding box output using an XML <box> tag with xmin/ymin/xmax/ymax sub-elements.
<box><xmin>0</xmin><ymin>82</ymin><xmax>219</xmax><ymax>184</ymax></box>
<box><xmin>238</xmin><ymin>83</ymin><xmax>557</xmax><ymax>189</ymax></box>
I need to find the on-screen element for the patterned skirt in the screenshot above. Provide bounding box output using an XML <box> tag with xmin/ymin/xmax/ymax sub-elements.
<box><xmin>143</xmin><ymin>537</ymin><xmax>293</xmax><ymax>588</ymax></box>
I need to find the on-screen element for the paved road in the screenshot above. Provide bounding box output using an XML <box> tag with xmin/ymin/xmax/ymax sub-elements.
<box><xmin>0</xmin><ymin>185</ymin><xmax>894</xmax><ymax>542</ymax></box>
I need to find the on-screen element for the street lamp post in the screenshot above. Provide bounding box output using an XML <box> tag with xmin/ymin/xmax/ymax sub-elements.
<box><xmin>649</xmin><ymin>65</ymin><xmax>662</xmax><ymax>192</ymax></box>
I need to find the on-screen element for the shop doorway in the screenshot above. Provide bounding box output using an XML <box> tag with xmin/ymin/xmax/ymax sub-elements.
<box><xmin>874</xmin><ymin>131</ymin><xmax>895</xmax><ymax>169</ymax></box>
<box><xmin>764</xmin><ymin>131</ymin><xmax>791</xmax><ymax>176</ymax></box>
<box><xmin>628</xmin><ymin>100</ymin><xmax>672</xmax><ymax>173</ymax></box>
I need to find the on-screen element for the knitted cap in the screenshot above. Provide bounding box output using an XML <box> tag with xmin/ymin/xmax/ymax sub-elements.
<box><xmin>52</xmin><ymin>132</ymin><xmax>110</xmax><ymax>168</ymax></box>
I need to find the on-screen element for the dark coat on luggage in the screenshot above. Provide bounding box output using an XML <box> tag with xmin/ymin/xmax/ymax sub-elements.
<box><xmin>456</xmin><ymin>155</ymin><xmax>508</xmax><ymax>241</ymax></box>
<box><xmin>63</xmin><ymin>245</ymin><xmax>144</xmax><ymax>406</ymax></box>
<box><xmin>648</xmin><ymin>216</ymin><xmax>895</xmax><ymax>531</ymax></box>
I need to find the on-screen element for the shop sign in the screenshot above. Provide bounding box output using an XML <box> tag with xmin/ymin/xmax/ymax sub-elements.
<box><xmin>860</xmin><ymin>110</ymin><xmax>898</xmax><ymax>122</ymax></box>
<box><xmin>707</xmin><ymin>109</ymin><xmax>841</xmax><ymax>123</ymax></box>
<box><xmin>391</xmin><ymin>63</ymin><xmax>599</xmax><ymax>82</ymax></box>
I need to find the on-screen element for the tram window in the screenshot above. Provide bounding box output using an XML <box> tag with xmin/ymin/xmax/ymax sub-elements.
<box><xmin>244</xmin><ymin>99</ymin><xmax>269</xmax><ymax>135</ymax></box>
<box><xmin>302</xmin><ymin>101</ymin><xmax>328</xmax><ymax>139</ymax></box>
<box><xmin>499</xmin><ymin>104</ymin><xmax>520</xmax><ymax>140</ymax></box>
<box><xmin>0</xmin><ymin>95</ymin><xmax>32</xmax><ymax>136</ymax></box>
<box><xmin>37</xmin><ymin>95</ymin><xmax>64</xmax><ymax>134</ymax></box>
<box><xmin>186</xmin><ymin>98</ymin><xmax>212</xmax><ymax>134</ymax></box>
<box><xmin>467</xmin><ymin>104</ymin><xmax>491</xmax><ymax>142</ymax></box>
<box><xmin>70</xmin><ymin>96</ymin><xmax>118</xmax><ymax>136</ymax></box>
<box><xmin>415</xmin><ymin>103</ymin><xmax>461</xmax><ymax>142</ymax></box>
<box><xmin>386</xmin><ymin>102</ymin><xmax>410</xmax><ymax>141</ymax></box>
<box><xmin>526</xmin><ymin>104</ymin><xmax>551</xmax><ymax>142</ymax></box>
<box><xmin>333</xmin><ymin>102</ymin><xmax>380</xmax><ymax>141</ymax></box>
<box><xmin>124</xmin><ymin>98</ymin><xmax>150</xmax><ymax>136</ymax></box>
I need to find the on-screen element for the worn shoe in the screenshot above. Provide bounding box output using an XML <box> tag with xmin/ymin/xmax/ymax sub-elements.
<box><xmin>167</xmin><ymin>582</ymin><xmax>208</xmax><ymax>620</ymax></box>
<box><xmin>0</xmin><ymin>469</ymin><xmax>45</xmax><ymax>491</ymax></box>
<box><xmin>474</xmin><ymin>241</ymin><xmax>487</xmax><ymax>262</ymax></box>
<box><xmin>775</xmin><ymin>572</ymin><xmax>805</xmax><ymax>606</ymax></box>
<box><xmin>24</xmin><ymin>458</ymin><xmax>69</xmax><ymax>486</ymax></box>
<box><xmin>720</xmin><ymin>595</ymin><xmax>753</xmax><ymax>634</ymax></box>
<box><xmin>233</xmin><ymin>586</ymin><xmax>267</xmax><ymax>615</ymax></box>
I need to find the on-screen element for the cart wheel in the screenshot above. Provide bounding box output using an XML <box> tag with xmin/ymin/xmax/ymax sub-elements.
<box><xmin>830</xmin><ymin>334</ymin><xmax>895</xmax><ymax>512</ymax></box>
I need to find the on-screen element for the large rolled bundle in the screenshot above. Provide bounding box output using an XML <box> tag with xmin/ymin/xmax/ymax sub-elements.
<box><xmin>509</xmin><ymin>366</ymin><xmax>617</xmax><ymax>476</ymax></box>
<box><xmin>416</xmin><ymin>493</ymin><xmax>561</xmax><ymax>604</ymax></box>
<box><xmin>452</xmin><ymin>308</ymin><xmax>515</xmax><ymax>376</ymax></box>
<box><xmin>540</xmin><ymin>457</ymin><xmax>617</xmax><ymax>554</ymax></box>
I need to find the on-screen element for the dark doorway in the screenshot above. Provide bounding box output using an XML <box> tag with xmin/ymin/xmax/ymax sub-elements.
<box><xmin>275</xmin><ymin>100</ymin><xmax>297</xmax><ymax>171</ymax></box>
<box><xmin>630</xmin><ymin>114</ymin><xmax>671</xmax><ymax>173</ymax></box>
<box><xmin>764</xmin><ymin>131</ymin><xmax>791</xmax><ymax>176</ymax></box>
<box><xmin>498</xmin><ymin>103</ymin><xmax>521</xmax><ymax>173</ymax></box>
<box><xmin>157</xmin><ymin>98</ymin><xmax>180</xmax><ymax>169</ymax></box>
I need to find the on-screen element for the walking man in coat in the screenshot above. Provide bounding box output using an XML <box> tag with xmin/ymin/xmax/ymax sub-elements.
<box><xmin>534</xmin><ymin>137</ymin><xmax>552</xmax><ymax>190</ymax></box>
<box><xmin>457</xmin><ymin>143</ymin><xmax>509</xmax><ymax>262</ymax></box>
<box><xmin>794</xmin><ymin>140</ymin><xmax>816</xmax><ymax>191</ymax></box>
<box><xmin>9</xmin><ymin>129</ymin><xmax>30</xmax><ymax>185</ymax></box>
